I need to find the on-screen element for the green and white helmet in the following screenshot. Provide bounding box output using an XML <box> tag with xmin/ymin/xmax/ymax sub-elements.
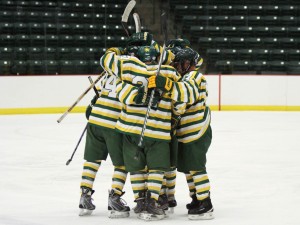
<box><xmin>136</xmin><ymin>45</ymin><xmax>159</xmax><ymax>63</ymax></box>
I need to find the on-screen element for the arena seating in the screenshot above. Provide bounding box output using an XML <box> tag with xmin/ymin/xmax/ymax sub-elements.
<box><xmin>169</xmin><ymin>0</ymin><xmax>300</xmax><ymax>74</ymax></box>
<box><xmin>0</xmin><ymin>0</ymin><xmax>140</xmax><ymax>75</ymax></box>
<box><xmin>0</xmin><ymin>0</ymin><xmax>299</xmax><ymax>75</ymax></box>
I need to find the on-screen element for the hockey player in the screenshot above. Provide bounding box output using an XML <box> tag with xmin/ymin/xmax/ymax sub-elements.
<box><xmin>100</xmin><ymin>41</ymin><xmax>181</xmax><ymax>221</ymax></box>
<box><xmin>101</xmin><ymin>30</ymin><xmax>178</xmax><ymax>215</ymax></box>
<box><xmin>148</xmin><ymin>47</ymin><xmax>214</xmax><ymax>220</ymax></box>
<box><xmin>127</xmin><ymin>32</ymin><xmax>174</xmax><ymax>65</ymax></box>
<box><xmin>158</xmin><ymin>38</ymin><xmax>194</xmax><ymax>213</ymax></box>
<box><xmin>79</xmin><ymin>49</ymin><xmax>130</xmax><ymax>218</ymax></box>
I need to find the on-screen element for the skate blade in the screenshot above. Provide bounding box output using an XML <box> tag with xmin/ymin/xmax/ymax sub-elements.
<box><xmin>79</xmin><ymin>208</ymin><xmax>93</xmax><ymax>216</ymax></box>
<box><xmin>163</xmin><ymin>210</ymin><xmax>170</xmax><ymax>218</ymax></box>
<box><xmin>188</xmin><ymin>211</ymin><xmax>214</xmax><ymax>220</ymax></box>
<box><xmin>168</xmin><ymin>207</ymin><xmax>175</xmax><ymax>214</ymax></box>
<box><xmin>108</xmin><ymin>210</ymin><xmax>130</xmax><ymax>219</ymax></box>
<box><xmin>138</xmin><ymin>212</ymin><xmax>165</xmax><ymax>221</ymax></box>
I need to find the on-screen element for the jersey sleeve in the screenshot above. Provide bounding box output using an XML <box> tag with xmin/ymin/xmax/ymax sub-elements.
<box><xmin>151</xmin><ymin>40</ymin><xmax>175</xmax><ymax>65</ymax></box>
<box><xmin>116</xmin><ymin>80</ymin><xmax>143</xmax><ymax>105</ymax></box>
<box><xmin>99</xmin><ymin>50</ymin><xmax>122</xmax><ymax>78</ymax></box>
<box><xmin>170</xmin><ymin>71</ymin><xmax>204</xmax><ymax>105</ymax></box>
<box><xmin>171</xmin><ymin>73</ymin><xmax>208</xmax><ymax>117</ymax></box>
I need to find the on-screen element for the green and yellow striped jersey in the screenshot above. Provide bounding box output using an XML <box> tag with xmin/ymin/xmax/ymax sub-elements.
<box><xmin>88</xmin><ymin>73</ymin><xmax>122</xmax><ymax>130</ymax></box>
<box><xmin>171</xmin><ymin>72</ymin><xmax>203</xmax><ymax>105</ymax></box>
<box><xmin>174</xmin><ymin>70</ymin><xmax>211</xmax><ymax>143</ymax></box>
<box><xmin>152</xmin><ymin>41</ymin><xmax>174</xmax><ymax>65</ymax></box>
<box><xmin>100</xmin><ymin>51</ymin><xmax>181</xmax><ymax>141</ymax></box>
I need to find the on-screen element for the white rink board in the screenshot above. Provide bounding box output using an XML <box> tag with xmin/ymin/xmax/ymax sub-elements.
<box><xmin>221</xmin><ymin>75</ymin><xmax>300</xmax><ymax>106</ymax></box>
<box><xmin>0</xmin><ymin>74</ymin><xmax>300</xmax><ymax>109</ymax></box>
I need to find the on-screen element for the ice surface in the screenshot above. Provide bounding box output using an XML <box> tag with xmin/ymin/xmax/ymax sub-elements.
<box><xmin>0</xmin><ymin>111</ymin><xmax>300</xmax><ymax>225</ymax></box>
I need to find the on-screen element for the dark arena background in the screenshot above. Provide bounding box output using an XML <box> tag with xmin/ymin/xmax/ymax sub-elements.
<box><xmin>0</xmin><ymin>0</ymin><xmax>299</xmax><ymax>75</ymax></box>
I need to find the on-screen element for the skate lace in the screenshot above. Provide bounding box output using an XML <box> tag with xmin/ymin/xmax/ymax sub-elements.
<box><xmin>85</xmin><ymin>194</ymin><xmax>94</xmax><ymax>202</ymax></box>
<box><xmin>117</xmin><ymin>196</ymin><xmax>128</xmax><ymax>206</ymax></box>
<box><xmin>109</xmin><ymin>191</ymin><xmax>129</xmax><ymax>208</ymax></box>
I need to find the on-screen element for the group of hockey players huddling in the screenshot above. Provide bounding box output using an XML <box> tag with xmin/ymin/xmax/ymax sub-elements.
<box><xmin>78</xmin><ymin>31</ymin><xmax>214</xmax><ymax>221</ymax></box>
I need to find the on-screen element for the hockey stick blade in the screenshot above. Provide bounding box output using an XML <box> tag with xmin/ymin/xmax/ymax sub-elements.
<box><xmin>122</xmin><ymin>0</ymin><xmax>136</xmax><ymax>22</ymax></box>
<box><xmin>121</xmin><ymin>0</ymin><xmax>136</xmax><ymax>37</ymax></box>
<box><xmin>133</xmin><ymin>13</ymin><xmax>141</xmax><ymax>33</ymax></box>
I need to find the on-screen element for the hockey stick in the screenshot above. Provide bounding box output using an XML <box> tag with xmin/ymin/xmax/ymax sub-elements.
<box><xmin>57</xmin><ymin>71</ymin><xmax>105</xmax><ymax>123</ymax></box>
<box><xmin>66</xmin><ymin>124</ymin><xmax>87</xmax><ymax>165</ymax></box>
<box><xmin>121</xmin><ymin>0</ymin><xmax>136</xmax><ymax>37</ymax></box>
<box><xmin>66</xmin><ymin>77</ymin><xmax>99</xmax><ymax>165</ymax></box>
<box><xmin>137</xmin><ymin>10</ymin><xmax>168</xmax><ymax>149</ymax></box>
<box><xmin>88</xmin><ymin>76</ymin><xmax>100</xmax><ymax>98</ymax></box>
<box><xmin>133</xmin><ymin>12</ymin><xmax>141</xmax><ymax>33</ymax></box>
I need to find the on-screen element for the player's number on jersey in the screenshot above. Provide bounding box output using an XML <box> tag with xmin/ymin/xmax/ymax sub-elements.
<box><xmin>132</xmin><ymin>76</ymin><xmax>148</xmax><ymax>86</ymax></box>
<box><xmin>102</xmin><ymin>75</ymin><xmax>148</xmax><ymax>98</ymax></box>
<box><xmin>102</xmin><ymin>75</ymin><xmax>117</xmax><ymax>98</ymax></box>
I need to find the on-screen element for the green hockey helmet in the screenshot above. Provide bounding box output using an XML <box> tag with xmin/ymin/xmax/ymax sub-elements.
<box><xmin>166</xmin><ymin>38</ymin><xmax>191</xmax><ymax>55</ymax></box>
<box><xmin>136</xmin><ymin>45</ymin><xmax>159</xmax><ymax>63</ymax></box>
<box><xmin>127</xmin><ymin>32</ymin><xmax>153</xmax><ymax>47</ymax></box>
<box><xmin>173</xmin><ymin>48</ymin><xmax>201</xmax><ymax>74</ymax></box>
<box><xmin>167</xmin><ymin>38</ymin><xmax>190</xmax><ymax>49</ymax></box>
<box><xmin>127</xmin><ymin>45</ymin><xmax>139</xmax><ymax>56</ymax></box>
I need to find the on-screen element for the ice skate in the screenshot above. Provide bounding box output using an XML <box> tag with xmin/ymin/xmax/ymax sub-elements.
<box><xmin>186</xmin><ymin>194</ymin><xmax>198</xmax><ymax>210</ymax></box>
<box><xmin>78</xmin><ymin>187</ymin><xmax>95</xmax><ymax>216</ymax></box>
<box><xmin>108</xmin><ymin>189</ymin><xmax>130</xmax><ymax>218</ymax></box>
<box><xmin>158</xmin><ymin>194</ymin><xmax>169</xmax><ymax>211</ymax></box>
<box><xmin>188</xmin><ymin>196</ymin><xmax>214</xmax><ymax>220</ymax></box>
<box><xmin>138</xmin><ymin>191</ymin><xmax>165</xmax><ymax>221</ymax></box>
<box><xmin>158</xmin><ymin>194</ymin><xmax>169</xmax><ymax>218</ymax></box>
<box><xmin>133</xmin><ymin>191</ymin><xmax>146</xmax><ymax>214</ymax></box>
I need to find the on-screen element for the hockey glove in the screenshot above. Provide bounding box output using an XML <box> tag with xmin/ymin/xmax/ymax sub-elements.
<box><xmin>107</xmin><ymin>47</ymin><xmax>125</xmax><ymax>55</ymax></box>
<box><xmin>143</xmin><ymin>89</ymin><xmax>162</xmax><ymax>109</ymax></box>
<box><xmin>167</xmin><ymin>38</ymin><xmax>190</xmax><ymax>48</ymax></box>
<box><xmin>150</xmin><ymin>89</ymin><xmax>162</xmax><ymax>108</ymax></box>
<box><xmin>166</xmin><ymin>38</ymin><xmax>191</xmax><ymax>55</ymax></box>
<box><xmin>127</xmin><ymin>32</ymin><xmax>153</xmax><ymax>46</ymax></box>
<box><xmin>148</xmin><ymin>75</ymin><xmax>174</xmax><ymax>92</ymax></box>
<box><xmin>134</xmin><ymin>86</ymin><xmax>148</xmax><ymax>104</ymax></box>
<box><xmin>85</xmin><ymin>105</ymin><xmax>92</xmax><ymax>120</ymax></box>
<box><xmin>85</xmin><ymin>95</ymin><xmax>98</xmax><ymax>120</ymax></box>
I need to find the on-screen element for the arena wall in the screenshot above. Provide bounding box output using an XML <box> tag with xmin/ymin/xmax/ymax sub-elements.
<box><xmin>0</xmin><ymin>74</ymin><xmax>299</xmax><ymax>115</ymax></box>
